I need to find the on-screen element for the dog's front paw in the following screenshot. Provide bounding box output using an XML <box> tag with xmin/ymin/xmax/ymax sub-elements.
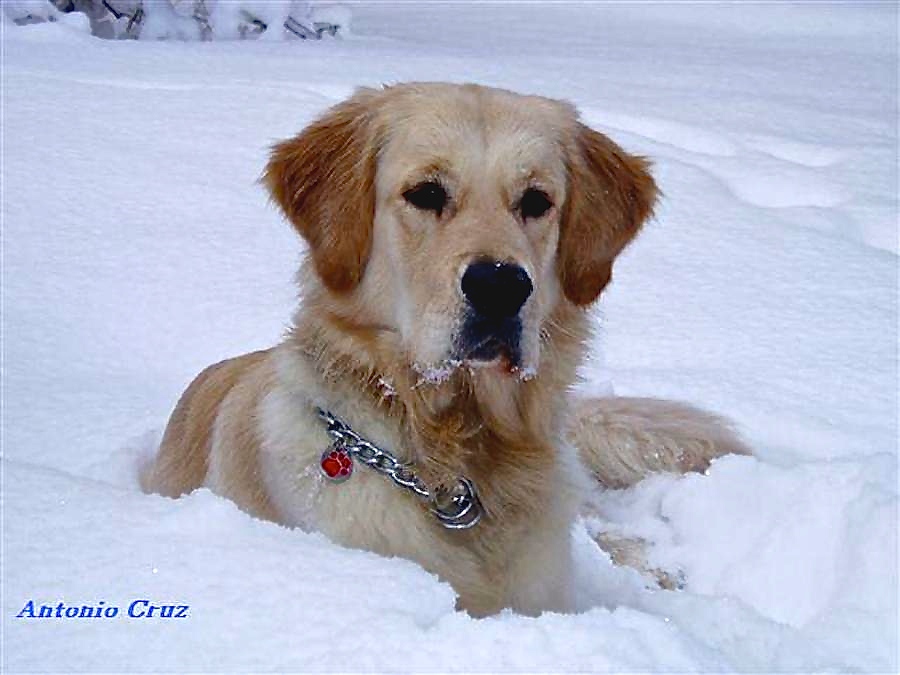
<box><xmin>592</xmin><ymin>531</ymin><xmax>685</xmax><ymax>591</ymax></box>
<box><xmin>569</xmin><ymin>396</ymin><xmax>752</xmax><ymax>489</ymax></box>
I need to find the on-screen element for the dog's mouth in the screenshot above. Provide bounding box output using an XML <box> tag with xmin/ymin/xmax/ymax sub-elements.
<box><xmin>455</xmin><ymin>315</ymin><xmax>523</xmax><ymax>371</ymax></box>
<box><xmin>412</xmin><ymin>316</ymin><xmax>534</xmax><ymax>385</ymax></box>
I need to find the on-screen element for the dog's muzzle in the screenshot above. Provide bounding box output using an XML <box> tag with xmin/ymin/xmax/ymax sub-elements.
<box><xmin>457</xmin><ymin>259</ymin><xmax>533</xmax><ymax>365</ymax></box>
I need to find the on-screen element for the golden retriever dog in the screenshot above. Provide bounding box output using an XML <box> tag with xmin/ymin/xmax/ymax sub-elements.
<box><xmin>142</xmin><ymin>83</ymin><xmax>748</xmax><ymax>617</ymax></box>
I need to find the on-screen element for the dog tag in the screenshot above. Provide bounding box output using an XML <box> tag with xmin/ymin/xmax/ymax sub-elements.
<box><xmin>320</xmin><ymin>444</ymin><xmax>353</xmax><ymax>482</ymax></box>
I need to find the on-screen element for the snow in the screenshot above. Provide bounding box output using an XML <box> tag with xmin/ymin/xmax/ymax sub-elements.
<box><xmin>2</xmin><ymin>1</ymin><xmax>351</xmax><ymax>41</ymax></box>
<box><xmin>2</xmin><ymin>3</ymin><xmax>897</xmax><ymax>671</ymax></box>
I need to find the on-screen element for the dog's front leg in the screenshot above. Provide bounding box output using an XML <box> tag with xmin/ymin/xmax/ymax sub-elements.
<box><xmin>568</xmin><ymin>396</ymin><xmax>751</xmax><ymax>490</ymax></box>
<box><xmin>501</xmin><ymin>516</ymin><xmax>578</xmax><ymax>616</ymax></box>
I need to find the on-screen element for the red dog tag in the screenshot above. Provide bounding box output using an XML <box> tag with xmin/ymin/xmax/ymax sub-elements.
<box><xmin>320</xmin><ymin>445</ymin><xmax>353</xmax><ymax>482</ymax></box>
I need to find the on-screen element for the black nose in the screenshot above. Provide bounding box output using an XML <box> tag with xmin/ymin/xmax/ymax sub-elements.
<box><xmin>461</xmin><ymin>260</ymin><xmax>533</xmax><ymax>318</ymax></box>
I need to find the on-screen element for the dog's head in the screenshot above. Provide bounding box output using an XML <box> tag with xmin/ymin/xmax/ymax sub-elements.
<box><xmin>265</xmin><ymin>83</ymin><xmax>656</xmax><ymax>379</ymax></box>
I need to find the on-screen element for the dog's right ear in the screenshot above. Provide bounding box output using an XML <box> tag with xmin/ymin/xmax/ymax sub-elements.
<box><xmin>264</xmin><ymin>89</ymin><xmax>380</xmax><ymax>293</ymax></box>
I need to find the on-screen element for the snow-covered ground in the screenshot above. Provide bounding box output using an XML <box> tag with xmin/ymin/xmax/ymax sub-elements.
<box><xmin>3</xmin><ymin>3</ymin><xmax>897</xmax><ymax>672</ymax></box>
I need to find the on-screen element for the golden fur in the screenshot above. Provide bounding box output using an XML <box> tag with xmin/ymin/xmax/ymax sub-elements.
<box><xmin>142</xmin><ymin>83</ymin><xmax>749</xmax><ymax>616</ymax></box>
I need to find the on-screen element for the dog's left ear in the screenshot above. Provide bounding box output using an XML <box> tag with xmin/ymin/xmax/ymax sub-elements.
<box><xmin>559</xmin><ymin>123</ymin><xmax>658</xmax><ymax>306</ymax></box>
<box><xmin>264</xmin><ymin>90</ymin><xmax>380</xmax><ymax>293</ymax></box>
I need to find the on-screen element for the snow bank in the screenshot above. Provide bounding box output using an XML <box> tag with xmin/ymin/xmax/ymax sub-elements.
<box><xmin>3</xmin><ymin>3</ymin><xmax>897</xmax><ymax>672</ymax></box>
<box><xmin>2</xmin><ymin>1</ymin><xmax>350</xmax><ymax>41</ymax></box>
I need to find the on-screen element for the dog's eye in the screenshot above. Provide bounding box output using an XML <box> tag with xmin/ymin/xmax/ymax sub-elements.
<box><xmin>403</xmin><ymin>181</ymin><xmax>447</xmax><ymax>216</ymax></box>
<box><xmin>519</xmin><ymin>188</ymin><xmax>553</xmax><ymax>220</ymax></box>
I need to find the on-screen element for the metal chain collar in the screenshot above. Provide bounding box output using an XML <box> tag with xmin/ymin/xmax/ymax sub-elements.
<box><xmin>316</xmin><ymin>408</ymin><xmax>483</xmax><ymax>530</ymax></box>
